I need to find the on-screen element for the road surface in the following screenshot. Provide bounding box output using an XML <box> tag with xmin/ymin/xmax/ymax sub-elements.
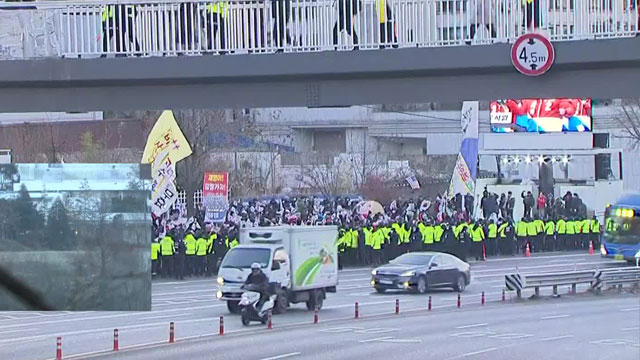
<box><xmin>0</xmin><ymin>251</ymin><xmax>637</xmax><ymax>360</ymax></box>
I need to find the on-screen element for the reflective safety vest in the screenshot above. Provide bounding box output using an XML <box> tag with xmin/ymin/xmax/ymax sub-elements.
<box><xmin>591</xmin><ymin>219</ymin><xmax>600</xmax><ymax>233</ymax></box>
<box><xmin>516</xmin><ymin>221</ymin><xmax>528</xmax><ymax>236</ymax></box>
<box><xmin>364</xmin><ymin>228</ymin><xmax>373</xmax><ymax>247</ymax></box>
<box><xmin>488</xmin><ymin>223</ymin><xmax>498</xmax><ymax>239</ymax></box>
<box><xmin>378</xmin><ymin>0</ymin><xmax>387</xmax><ymax>23</ymax></box>
<box><xmin>566</xmin><ymin>221</ymin><xmax>576</xmax><ymax>235</ymax></box>
<box><xmin>350</xmin><ymin>229</ymin><xmax>359</xmax><ymax>248</ymax></box>
<box><xmin>556</xmin><ymin>219</ymin><xmax>566</xmax><ymax>234</ymax></box>
<box><xmin>151</xmin><ymin>242</ymin><xmax>160</xmax><ymax>261</ymax></box>
<box><xmin>527</xmin><ymin>221</ymin><xmax>538</xmax><ymax>236</ymax></box>
<box><xmin>160</xmin><ymin>236</ymin><xmax>174</xmax><ymax>256</ymax></box>
<box><xmin>454</xmin><ymin>223</ymin><xmax>467</xmax><ymax>239</ymax></box>
<box><xmin>471</xmin><ymin>226</ymin><xmax>484</xmax><ymax>242</ymax></box>
<box><xmin>581</xmin><ymin>219</ymin><xmax>591</xmax><ymax>234</ymax></box>
<box><xmin>434</xmin><ymin>225</ymin><xmax>444</xmax><ymax>242</ymax></box>
<box><xmin>101</xmin><ymin>5</ymin><xmax>135</xmax><ymax>22</ymax></box>
<box><xmin>196</xmin><ymin>237</ymin><xmax>208</xmax><ymax>256</ymax></box>
<box><xmin>392</xmin><ymin>223</ymin><xmax>404</xmax><ymax>244</ymax></box>
<box><xmin>206</xmin><ymin>2</ymin><xmax>229</xmax><ymax>17</ymax></box>
<box><xmin>372</xmin><ymin>230</ymin><xmax>383</xmax><ymax>250</ymax></box>
<box><xmin>185</xmin><ymin>234</ymin><xmax>197</xmax><ymax>255</ymax></box>
<box><xmin>545</xmin><ymin>221</ymin><xmax>555</xmax><ymax>236</ymax></box>
<box><xmin>229</xmin><ymin>238</ymin><xmax>239</xmax><ymax>249</ymax></box>
<box><xmin>534</xmin><ymin>219</ymin><xmax>544</xmax><ymax>234</ymax></box>
<box><xmin>423</xmin><ymin>225</ymin><xmax>434</xmax><ymax>244</ymax></box>
<box><xmin>207</xmin><ymin>234</ymin><xmax>216</xmax><ymax>254</ymax></box>
<box><xmin>498</xmin><ymin>223</ymin><xmax>509</xmax><ymax>238</ymax></box>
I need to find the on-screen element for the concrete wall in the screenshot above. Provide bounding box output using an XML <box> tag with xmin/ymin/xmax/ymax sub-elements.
<box><xmin>0</xmin><ymin>249</ymin><xmax>151</xmax><ymax>311</ymax></box>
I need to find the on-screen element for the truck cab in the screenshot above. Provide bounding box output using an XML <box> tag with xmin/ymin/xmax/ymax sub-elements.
<box><xmin>216</xmin><ymin>244</ymin><xmax>290</xmax><ymax>313</ymax></box>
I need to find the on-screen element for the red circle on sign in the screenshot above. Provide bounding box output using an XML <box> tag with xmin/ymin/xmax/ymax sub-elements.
<box><xmin>511</xmin><ymin>33</ymin><xmax>555</xmax><ymax>76</ymax></box>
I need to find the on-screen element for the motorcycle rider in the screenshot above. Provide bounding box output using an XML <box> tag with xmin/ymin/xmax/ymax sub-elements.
<box><xmin>244</xmin><ymin>262</ymin><xmax>269</xmax><ymax>310</ymax></box>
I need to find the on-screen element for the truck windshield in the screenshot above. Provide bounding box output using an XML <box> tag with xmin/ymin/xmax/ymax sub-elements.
<box><xmin>221</xmin><ymin>248</ymin><xmax>271</xmax><ymax>269</ymax></box>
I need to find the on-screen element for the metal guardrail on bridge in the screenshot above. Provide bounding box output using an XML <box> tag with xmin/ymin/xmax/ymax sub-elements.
<box><xmin>0</xmin><ymin>0</ymin><xmax>639</xmax><ymax>59</ymax></box>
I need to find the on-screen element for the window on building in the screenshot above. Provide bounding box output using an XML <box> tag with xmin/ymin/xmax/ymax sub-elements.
<box><xmin>312</xmin><ymin>130</ymin><xmax>346</xmax><ymax>153</ymax></box>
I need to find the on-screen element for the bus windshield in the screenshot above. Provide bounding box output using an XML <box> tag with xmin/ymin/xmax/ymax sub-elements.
<box><xmin>605</xmin><ymin>214</ymin><xmax>640</xmax><ymax>244</ymax></box>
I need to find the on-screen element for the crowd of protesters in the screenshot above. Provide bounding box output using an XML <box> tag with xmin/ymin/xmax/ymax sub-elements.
<box><xmin>150</xmin><ymin>190</ymin><xmax>600</xmax><ymax>279</ymax></box>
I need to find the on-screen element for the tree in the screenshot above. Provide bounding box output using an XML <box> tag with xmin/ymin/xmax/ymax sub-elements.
<box><xmin>14</xmin><ymin>184</ymin><xmax>44</xmax><ymax>235</ymax></box>
<box><xmin>300</xmin><ymin>154</ymin><xmax>352</xmax><ymax>196</ymax></box>
<box><xmin>614</xmin><ymin>99</ymin><xmax>640</xmax><ymax>149</ymax></box>
<box><xmin>46</xmin><ymin>198</ymin><xmax>75</xmax><ymax>250</ymax></box>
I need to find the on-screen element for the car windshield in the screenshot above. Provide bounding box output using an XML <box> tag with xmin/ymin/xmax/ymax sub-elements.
<box><xmin>221</xmin><ymin>248</ymin><xmax>271</xmax><ymax>269</ymax></box>
<box><xmin>390</xmin><ymin>254</ymin><xmax>433</xmax><ymax>266</ymax></box>
<box><xmin>605</xmin><ymin>213</ymin><xmax>640</xmax><ymax>245</ymax></box>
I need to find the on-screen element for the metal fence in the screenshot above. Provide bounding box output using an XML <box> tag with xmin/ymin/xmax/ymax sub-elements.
<box><xmin>1</xmin><ymin>0</ymin><xmax>638</xmax><ymax>58</ymax></box>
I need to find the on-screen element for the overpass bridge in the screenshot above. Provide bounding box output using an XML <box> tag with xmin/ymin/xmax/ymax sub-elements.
<box><xmin>0</xmin><ymin>0</ymin><xmax>639</xmax><ymax>111</ymax></box>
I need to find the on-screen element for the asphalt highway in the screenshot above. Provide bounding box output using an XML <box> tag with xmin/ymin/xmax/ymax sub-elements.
<box><xmin>0</xmin><ymin>251</ymin><xmax>637</xmax><ymax>360</ymax></box>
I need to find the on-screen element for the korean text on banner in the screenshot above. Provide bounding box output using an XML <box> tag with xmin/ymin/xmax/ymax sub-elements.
<box><xmin>141</xmin><ymin>110</ymin><xmax>192</xmax><ymax>165</ymax></box>
<box><xmin>448</xmin><ymin>101</ymin><xmax>479</xmax><ymax>198</ymax></box>
<box><xmin>203</xmin><ymin>172</ymin><xmax>229</xmax><ymax>223</ymax></box>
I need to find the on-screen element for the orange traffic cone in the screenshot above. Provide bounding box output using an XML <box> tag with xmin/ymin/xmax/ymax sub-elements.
<box><xmin>525</xmin><ymin>243</ymin><xmax>531</xmax><ymax>257</ymax></box>
<box><xmin>589</xmin><ymin>241</ymin><xmax>594</xmax><ymax>256</ymax></box>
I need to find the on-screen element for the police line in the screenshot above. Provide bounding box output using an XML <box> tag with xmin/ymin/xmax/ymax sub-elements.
<box><xmin>505</xmin><ymin>267</ymin><xmax>640</xmax><ymax>298</ymax></box>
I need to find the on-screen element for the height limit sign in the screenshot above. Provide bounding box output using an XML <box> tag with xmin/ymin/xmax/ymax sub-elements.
<box><xmin>511</xmin><ymin>33</ymin><xmax>555</xmax><ymax>76</ymax></box>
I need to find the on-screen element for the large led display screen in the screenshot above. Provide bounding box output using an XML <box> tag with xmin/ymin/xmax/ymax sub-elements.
<box><xmin>490</xmin><ymin>98</ymin><xmax>592</xmax><ymax>133</ymax></box>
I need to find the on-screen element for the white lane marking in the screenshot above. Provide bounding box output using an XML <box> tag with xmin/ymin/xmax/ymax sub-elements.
<box><xmin>450</xmin><ymin>332</ymin><xmax>496</xmax><ymax>338</ymax></box>
<box><xmin>456</xmin><ymin>323</ymin><xmax>488</xmax><ymax>329</ymax></box>
<box><xmin>259</xmin><ymin>352</ymin><xmax>301</xmax><ymax>360</ymax></box>
<box><xmin>489</xmin><ymin>333</ymin><xmax>532</xmax><ymax>339</ymax></box>
<box><xmin>138</xmin><ymin>314</ymin><xmax>189</xmax><ymax>321</ymax></box>
<box><xmin>541</xmin><ymin>335</ymin><xmax>574</xmax><ymax>341</ymax></box>
<box><xmin>359</xmin><ymin>336</ymin><xmax>394</xmax><ymax>343</ymax></box>
<box><xmin>339</xmin><ymin>268</ymin><xmax>373</xmax><ymax>273</ymax></box>
<box><xmin>0</xmin><ymin>304</ymin><xmax>225</xmax><ymax>330</ymax></box>
<box><xmin>354</xmin><ymin>328</ymin><xmax>399</xmax><ymax>334</ymax></box>
<box><xmin>620</xmin><ymin>326</ymin><xmax>640</xmax><ymax>331</ymax></box>
<box><xmin>461</xmin><ymin>347</ymin><xmax>498</xmax><ymax>357</ymax></box>
<box><xmin>541</xmin><ymin>315</ymin><xmax>570</xmax><ymax>320</ymax></box>
<box><xmin>380</xmin><ymin>338</ymin><xmax>422</xmax><ymax>343</ymax></box>
<box><xmin>620</xmin><ymin>307</ymin><xmax>640</xmax><ymax>312</ymax></box>
<box><xmin>472</xmin><ymin>253</ymin><xmax>591</xmax><ymax>263</ymax></box>
<box><xmin>153</xmin><ymin>279</ymin><xmax>216</xmax><ymax>286</ymax></box>
<box><xmin>590</xmin><ymin>339</ymin><xmax>635</xmax><ymax>346</ymax></box>
<box><xmin>0</xmin><ymin>328</ymin><xmax>39</xmax><ymax>334</ymax></box>
<box><xmin>318</xmin><ymin>327</ymin><xmax>365</xmax><ymax>333</ymax></box>
<box><xmin>153</xmin><ymin>289</ymin><xmax>215</xmax><ymax>297</ymax></box>
<box><xmin>348</xmin><ymin>292</ymin><xmax>373</xmax><ymax>297</ymax></box>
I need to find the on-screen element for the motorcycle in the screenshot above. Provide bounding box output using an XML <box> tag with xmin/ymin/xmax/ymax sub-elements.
<box><xmin>239</xmin><ymin>283</ymin><xmax>278</xmax><ymax>326</ymax></box>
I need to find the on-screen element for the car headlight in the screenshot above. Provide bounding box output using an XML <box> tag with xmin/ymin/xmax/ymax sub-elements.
<box><xmin>216</xmin><ymin>290</ymin><xmax>223</xmax><ymax>299</ymax></box>
<box><xmin>371</xmin><ymin>269</ymin><xmax>378</xmax><ymax>276</ymax></box>
<box><xmin>217</xmin><ymin>276</ymin><xmax>225</xmax><ymax>286</ymax></box>
<box><xmin>400</xmin><ymin>270</ymin><xmax>416</xmax><ymax>277</ymax></box>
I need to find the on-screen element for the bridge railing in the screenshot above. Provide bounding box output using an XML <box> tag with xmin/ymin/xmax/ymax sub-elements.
<box><xmin>0</xmin><ymin>0</ymin><xmax>638</xmax><ymax>59</ymax></box>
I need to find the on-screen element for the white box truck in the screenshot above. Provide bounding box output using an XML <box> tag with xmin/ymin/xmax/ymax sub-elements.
<box><xmin>216</xmin><ymin>225</ymin><xmax>338</xmax><ymax>314</ymax></box>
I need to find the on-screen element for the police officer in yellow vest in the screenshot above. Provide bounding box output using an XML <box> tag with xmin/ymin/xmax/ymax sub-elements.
<box><xmin>160</xmin><ymin>233</ymin><xmax>175</xmax><ymax>278</ymax></box>
<box><xmin>196</xmin><ymin>233</ymin><xmax>208</xmax><ymax>276</ymax></box>
<box><xmin>471</xmin><ymin>221</ymin><xmax>485</xmax><ymax>261</ymax></box>
<box><xmin>206</xmin><ymin>231</ymin><xmax>216</xmax><ymax>277</ymax></box>
<box><xmin>184</xmin><ymin>231</ymin><xmax>197</xmax><ymax>276</ymax></box>
<box><xmin>204</xmin><ymin>1</ymin><xmax>229</xmax><ymax>53</ymax></box>
<box><xmin>566</xmin><ymin>217</ymin><xmax>576</xmax><ymax>249</ymax></box>
<box><xmin>516</xmin><ymin>218</ymin><xmax>528</xmax><ymax>254</ymax></box>
<box><xmin>590</xmin><ymin>215</ymin><xmax>601</xmax><ymax>248</ymax></box>
<box><xmin>556</xmin><ymin>217</ymin><xmax>567</xmax><ymax>250</ymax></box>
<box><xmin>101</xmin><ymin>4</ymin><xmax>139</xmax><ymax>55</ymax></box>
<box><xmin>526</xmin><ymin>217</ymin><xmax>538</xmax><ymax>252</ymax></box>
<box><xmin>377</xmin><ymin>0</ymin><xmax>396</xmax><ymax>47</ymax></box>
<box><xmin>487</xmin><ymin>219</ymin><xmax>498</xmax><ymax>257</ymax></box>
<box><xmin>544</xmin><ymin>218</ymin><xmax>555</xmax><ymax>251</ymax></box>
<box><xmin>151</xmin><ymin>239</ymin><xmax>161</xmax><ymax>277</ymax></box>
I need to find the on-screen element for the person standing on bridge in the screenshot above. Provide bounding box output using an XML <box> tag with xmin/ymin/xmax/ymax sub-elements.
<box><xmin>377</xmin><ymin>0</ymin><xmax>396</xmax><ymax>48</ymax></box>
<box><xmin>523</xmin><ymin>0</ymin><xmax>541</xmax><ymax>32</ymax></box>
<box><xmin>101</xmin><ymin>4</ymin><xmax>140</xmax><ymax>56</ymax></box>
<box><xmin>468</xmin><ymin>0</ymin><xmax>497</xmax><ymax>45</ymax></box>
<box><xmin>271</xmin><ymin>0</ymin><xmax>292</xmax><ymax>51</ymax></box>
<box><xmin>333</xmin><ymin>0</ymin><xmax>361</xmax><ymax>49</ymax></box>
<box><xmin>204</xmin><ymin>1</ymin><xmax>229</xmax><ymax>54</ymax></box>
